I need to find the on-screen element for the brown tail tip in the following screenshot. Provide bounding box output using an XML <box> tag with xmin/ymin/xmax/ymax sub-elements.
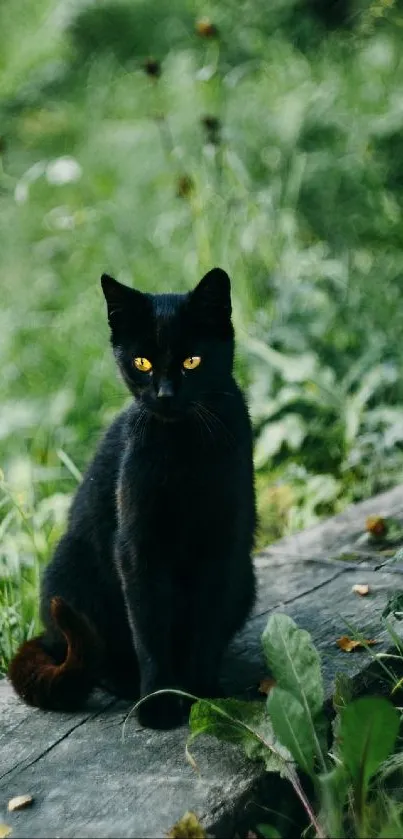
<box><xmin>8</xmin><ymin>598</ymin><xmax>97</xmax><ymax>711</ymax></box>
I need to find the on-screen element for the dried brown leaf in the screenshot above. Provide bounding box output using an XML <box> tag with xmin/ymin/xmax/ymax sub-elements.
<box><xmin>258</xmin><ymin>677</ymin><xmax>276</xmax><ymax>695</ymax></box>
<box><xmin>366</xmin><ymin>515</ymin><xmax>387</xmax><ymax>538</ymax></box>
<box><xmin>336</xmin><ymin>635</ymin><xmax>378</xmax><ymax>652</ymax></box>
<box><xmin>167</xmin><ymin>811</ymin><xmax>206</xmax><ymax>839</ymax></box>
<box><xmin>352</xmin><ymin>584</ymin><xmax>370</xmax><ymax>596</ymax></box>
<box><xmin>7</xmin><ymin>795</ymin><xmax>33</xmax><ymax>813</ymax></box>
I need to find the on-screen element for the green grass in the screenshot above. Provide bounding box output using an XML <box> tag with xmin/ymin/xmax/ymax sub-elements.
<box><xmin>2</xmin><ymin>0</ymin><xmax>403</xmax><ymax>666</ymax></box>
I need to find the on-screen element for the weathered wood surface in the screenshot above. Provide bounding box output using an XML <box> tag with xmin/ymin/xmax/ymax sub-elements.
<box><xmin>1</xmin><ymin>484</ymin><xmax>403</xmax><ymax>838</ymax></box>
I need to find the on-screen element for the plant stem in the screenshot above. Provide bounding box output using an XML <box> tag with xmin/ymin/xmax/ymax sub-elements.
<box><xmin>288</xmin><ymin>767</ymin><xmax>326</xmax><ymax>839</ymax></box>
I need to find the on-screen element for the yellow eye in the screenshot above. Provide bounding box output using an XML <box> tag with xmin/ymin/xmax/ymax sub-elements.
<box><xmin>183</xmin><ymin>356</ymin><xmax>201</xmax><ymax>371</ymax></box>
<box><xmin>134</xmin><ymin>357</ymin><xmax>152</xmax><ymax>373</ymax></box>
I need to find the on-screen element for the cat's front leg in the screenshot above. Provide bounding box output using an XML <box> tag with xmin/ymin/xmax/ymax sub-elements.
<box><xmin>178</xmin><ymin>574</ymin><xmax>229</xmax><ymax>700</ymax></box>
<box><xmin>181</xmin><ymin>562</ymin><xmax>255</xmax><ymax>700</ymax></box>
<box><xmin>115</xmin><ymin>537</ymin><xmax>184</xmax><ymax>729</ymax></box>
<box><xmin>182</xmin><ymin>621</ymin><xmax>225</xmax><ymax>700</ymax></box>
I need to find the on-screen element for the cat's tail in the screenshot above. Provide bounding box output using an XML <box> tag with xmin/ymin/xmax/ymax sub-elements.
<box><xmin>8</xmin><ymin>597</ymin><xmax>99</xmax><ymax>711</ymax></box>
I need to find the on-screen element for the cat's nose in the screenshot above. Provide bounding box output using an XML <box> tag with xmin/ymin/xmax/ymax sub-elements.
<box><xmin>157</xmin><ymin>379</ymin><xmax>174</xmax><ymax>399</ymax></box>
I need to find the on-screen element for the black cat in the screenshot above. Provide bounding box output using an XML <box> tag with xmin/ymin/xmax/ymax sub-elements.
<box><xmin>9</xmin><ymin>268</ymin><xmax>257</xmax><ymax>729</ymax></box>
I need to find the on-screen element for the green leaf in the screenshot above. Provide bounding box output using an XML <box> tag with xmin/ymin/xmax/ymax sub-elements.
<box><xmin>344</xmin><ymin>365</ymin><xmax>396</xmax><ymax>446</ymax></box>
<box><xmin>257</xmin><ymin>825</ymin><xmax>282</xmax><ymax>839</ymax></box>
<box><xmin>338</xmin><ymin>697</ymin><xmax>399</xmax><ymax>798</ymax></box>
<box><xmin>188</xmin><ymin>698</ymin><xmax>290</xmax><ymax>776</ymax></box>
<box><xmin>254</xmin><ymin>414</ymin><xmax>306</xmax><ymax>466</ymax></box>
<box><xmin>262</xmin><ymin>615</ymin><xmax>326</xmax><ymax>771</ymax></box>
<box><xmin>267</xmin><ymin>687</ymin><xmax>315</xmax><ymax>776</ymax></box>
<box><xmin>241</xmin><ymin>333</ymin><xmax>317</xmax><ymax>384</ymax></box>
<box><xmin>262</xmin><ymin>614</ymin><xmax>324</xmax><ymax>717</ymax></box>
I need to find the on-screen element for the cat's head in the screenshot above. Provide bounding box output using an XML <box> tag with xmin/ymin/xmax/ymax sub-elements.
<box><xmin>101</xmin><ymin>268</ymin><xmax>234</xmax><ymax>420</ymax></box>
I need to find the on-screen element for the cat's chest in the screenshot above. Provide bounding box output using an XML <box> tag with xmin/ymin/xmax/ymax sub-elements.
<box><xmin>131</xmin><ymin>443</ymin><xmax>225</xmax><ymax>492</ymax></box>
<box><xmin>119</xmin><ymin>438</ymin><xmax>236</xmax><ymax>520</ymax></box>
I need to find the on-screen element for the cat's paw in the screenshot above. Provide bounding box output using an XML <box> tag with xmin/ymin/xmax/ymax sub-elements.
<box><xmin>136</xmin><ymin>692</ymin><xmax>185</xmax><ymax>730</ymax></box>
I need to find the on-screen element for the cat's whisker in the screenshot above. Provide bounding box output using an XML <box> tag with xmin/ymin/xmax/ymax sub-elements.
<box><xmin>139</xmin><ymin>410</ymin><xmax>149</xmax><ymax>448</ymax></box>
<box><xmin>191</xmin><ymin>404</ymin><xmax>213</xmax><ymax>444</ymax></box>
<box><xmin>194</xmin><ymin>403</ymin><xmax>222</xmax><ymax>437</ymax></box>
<box><xmin>133</xmin><ymin>409</ymin><xmax>143</xmax><ymax>441</ymax></box>
<box><xmin>133</xmin><ymin>406</ymin><xmax>149</xmax><ymax>447</ymax></box>
<box><xmin>194</xmin><ymin>402</ymin><xmax>235</xmax><ymax>449</ymax></box>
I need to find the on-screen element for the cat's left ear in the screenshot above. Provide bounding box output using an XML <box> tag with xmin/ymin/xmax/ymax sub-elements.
<box><xmin>101</xmin><ymin>274</ymin><xmax>146</xmax><ymax>328</ymax></box>
<box><xmin>191</xmin><ymin>267</ymin><xmax>232</xmax><ymax>316</ymax></box>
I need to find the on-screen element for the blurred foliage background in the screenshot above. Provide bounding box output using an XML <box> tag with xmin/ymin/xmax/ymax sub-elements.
<box><xmin>2</xmin><ymin>0</ymin><xmax>403</xmax><ymax>667</ymax></box>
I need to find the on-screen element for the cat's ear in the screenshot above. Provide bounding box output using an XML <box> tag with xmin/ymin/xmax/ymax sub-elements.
<box><xmin>101</xmin><ymin>274</ymin><xmax>145</xmax><ymax>327</ymax></box>
<box><xmin>191</xmin><ymin>267</ymin><xmax>232</xmax><ymax>317</ymax></box>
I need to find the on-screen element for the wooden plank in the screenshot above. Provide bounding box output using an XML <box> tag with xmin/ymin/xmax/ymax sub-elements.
<box><xmin>0</xmin><ymin>683</ymin><xmax>114</xmax><ymax>781</ymax></box>
<box><xmin>227</xmin><ymin>564</ymin><xmax>399</xmax><ymax>697</ymax></box>
<box><xmin>1</xmin><ymin>483</ymin><xmax>403</xmax><ymax>838</ymax></box>
<box><xmin>0</xmin><ymin>694</ymin><xmax>257</xmax><ymax>838</ymax></box>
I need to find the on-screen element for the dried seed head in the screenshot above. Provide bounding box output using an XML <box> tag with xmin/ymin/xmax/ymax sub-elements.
<box><xmin>196</xmin><ymin>18</ymin><xmax>218</xmax><ymax>37</ymax></box>
<box><xmin>176</xmin><ymin>174</ymin><xmax>194</xmax><ymax>199</ymax></box>
<box><xmin>143</xmin><ymin>58</ymin><xmax>161</xmax><ymax>79</ymax></box>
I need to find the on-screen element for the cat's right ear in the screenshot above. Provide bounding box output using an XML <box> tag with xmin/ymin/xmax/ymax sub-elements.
<box><xmin>101</xmin><ymin>274</ymin><xmax>145</xmax><ymax>328</ymax></box>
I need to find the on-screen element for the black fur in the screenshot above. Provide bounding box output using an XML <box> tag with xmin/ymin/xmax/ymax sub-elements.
<box><xmin>9</xmin><ymin>267</ymin><xmax>257</xmax><ymax>729</ymax></box>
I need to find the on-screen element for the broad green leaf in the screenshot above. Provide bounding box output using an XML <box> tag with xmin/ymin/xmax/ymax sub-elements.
<box><xmin>338</xmin><ymin>697</ymin><xmax>399</xmax><ymax>797</ymax></box>
<box><xmin>344</xmin><ymin>365</ymin><xmax>396</xmax><ymax>446</ymax></box>
<box><xmin>267</xmin><ymin>687</ymin><xmax>315</xmax><ymax>776</ymax></box>
<box><xmin>257</xmin><ymin>825</ymin><xmax>282</xmax><ymax>839</ymax></box>
<box><xmin>241</xmin><ymin>334</ymin><xmax>317</xmax><ymax>383</ymax></box>
<box><xmin>262</xmin><ymin>614</ymin><xmax>324</xmax><ymax>718</ymax></box>
<box><xmin>188</xmin><ymin>698</ymin><xmax>290</xmax><ymax>776</ymax></box>
<box><xmin>254</xmin><ymin>414</ymin><xmax>306</xmax><ymax>467</ymax></box>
